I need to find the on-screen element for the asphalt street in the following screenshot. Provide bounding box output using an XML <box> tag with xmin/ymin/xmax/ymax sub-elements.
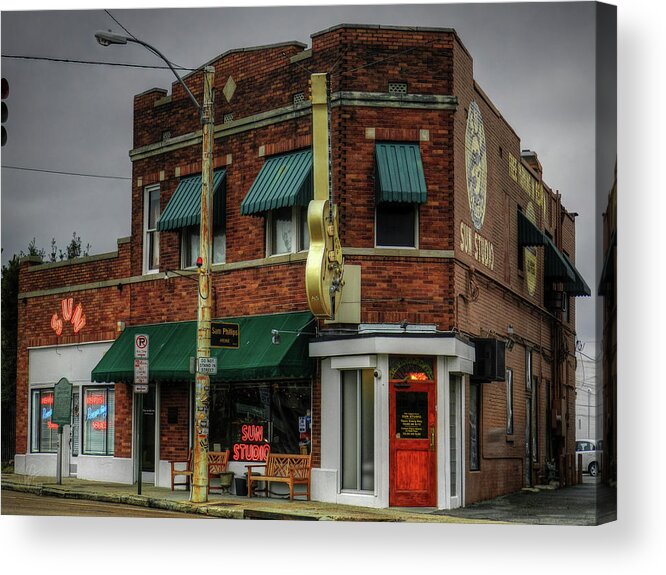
<box><xmin>2</xmin><ymin>490</ymin><xmax>213</xmax><ymax>518</ymax></box>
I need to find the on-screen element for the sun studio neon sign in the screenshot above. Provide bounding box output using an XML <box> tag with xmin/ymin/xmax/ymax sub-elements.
<box><xmin>51</xmin><ymin>298</ymin><xmax>86</xmax><ymax>336</ymax></box>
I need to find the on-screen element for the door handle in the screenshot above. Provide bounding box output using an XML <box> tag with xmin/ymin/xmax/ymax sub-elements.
<box><xmin>430</xmin><ymin>426</ymin><xmax>435</xmax><ymax>450</ymax></box>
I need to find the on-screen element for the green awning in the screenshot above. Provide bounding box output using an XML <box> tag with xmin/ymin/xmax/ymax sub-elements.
<box><xmin>240</xmin><ymin>149</ymin><xmax>313</xmax><ymax>216</ymax></box>
<box><xmin>156</xmin><ymin>169</ymin><xmax>226</xmax><ymax>231</ymax></box>
<box><xmin>543</xmin><ymin>235</ymin><xmax>576</xmax><ymax>283</ymax></box>
<box><xmin>517</xmin><ymin>210</ymin><xmax>546</xmax><ymax>247</ymax></box>
<box><xmin>562</xmin><ymin>253</ymin><xmax>591</xmax><ymax>297</ymax></box>
<box><xmin>91</xmin><ymin>311</ymin><xmax>315</xmax><ymax>384</ymax></box>
<box><xmin>375</xmin><ymin>143</ymin><xmax>427</xmax><ymax>204</ymax></box>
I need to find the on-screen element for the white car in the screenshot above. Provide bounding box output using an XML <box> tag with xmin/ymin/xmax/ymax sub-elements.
<box><xmin>576</xmin><ymin>439</ymin><xmax>601</xmax><ymax>476</ymax></box>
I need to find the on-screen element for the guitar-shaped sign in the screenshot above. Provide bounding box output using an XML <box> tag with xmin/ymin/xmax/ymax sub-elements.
<box><xmin>305</xmin><ymin>73</ymin><xmax>344</xmax><ymax>319</ymax></box>
<box><xmin>306</xmin><ymin>199</ymin><xmax>344</xmax><ymax>318</ymax></box>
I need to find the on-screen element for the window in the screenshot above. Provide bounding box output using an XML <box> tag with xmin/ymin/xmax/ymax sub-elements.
<box><xmin>144</xmin><ymin>185</ymin><xmax>160</xmax><ymax>273</ymax></box>
<box><xmin>208</xmin><ymin>381</ymin><xmax>311</xmax><ymax>460</ymax></box>
<box><xmin>532</xmin><ymin>376</ymin><xmax>539</xmax><ymax>462</ymax></box>
<box><xmin>182</xmin><ymin>223</ymin><xmax>226</xmax><ymax>267</ymax></box>
<box><xmin>376</xmin><ymin>202</ymin><xmax>418</xmax><ymax>248</ymax></box>
<box><xmin>517</xmin><ymin>206</ymin><xmax>525</xmax><ymax>272</ymax></box>
<box><xmin>525</xmin><ymin>348</ymin><xmax>532</xmax><ymax>390</ymax></box>
<box><xmin>374</xmin><ymin>142</ymin><xmax>426</xmax><ymax>248</ymax></box>
<box><xmin>341</xmin><ymin>370</ymin><xmax>375</xmax><ymax>491</ymax></box>
<box><xmin>82</xmin><ymin>387</ymin><xmax>115</xmax><ymax>456</ymax></box>
<box><xmin>267</xmin><ymin>206</ymin><xmax>309</xmax><ymax>256</ymax></box>
<box><xmin>31</xmin><ymin>389</ymin><xmax>58</xmax><ymax>453</ymax></box>
<box><xmin>506</xmin><ymin>368</ymin><xmax>514</xmax><ymax>435</ymax></box>
<box><xmin>469</xmin><ymin>382</ymin><xmax>481</xmax><ymax>471</ymax></box>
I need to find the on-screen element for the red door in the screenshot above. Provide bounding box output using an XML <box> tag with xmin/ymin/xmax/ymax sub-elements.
<box><xmin>389</xmin><ymin>379</ymin><xmax>437</xmax><ymax>507</ymax></box>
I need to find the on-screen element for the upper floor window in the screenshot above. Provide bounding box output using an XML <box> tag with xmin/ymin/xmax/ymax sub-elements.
<box><xmin>144</xmin><ymin>184</ymin><xmax>160</xmax><ymax>273</ymax></box>
<box><xmin>156</xmin><ymin>169</ymin><xmax>227</xmax><ymax>269</ymax></box>
<box><xmin>267</xmin><ymin>206</ymin><xmax>309</xmax><ymax>256</ymax></box>
<box><xmin>374</xmin><ymin>142</ymin><xmax>427</xmax><ymax>249</ymax></box>
<box><xmin>182</xmin><ymin>224</ymin><xmax>226</xmax><ymax>268</ymax></box>
<box><xmin>240</xmin><ymin>149</ymin><xmax>313</xmax><ymax>257</ymax></box>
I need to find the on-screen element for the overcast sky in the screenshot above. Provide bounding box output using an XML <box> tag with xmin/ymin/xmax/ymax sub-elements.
<box><xmin>1</xmin><ymin>1</ymin><xmax>615</xmax><ymax>348</ymax></box>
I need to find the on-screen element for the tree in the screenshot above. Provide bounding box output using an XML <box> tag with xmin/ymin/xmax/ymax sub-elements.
<box><xmin>1</xmin><ymin>234</ymin><xmax>91</xmax><ymax>464</ymax></box>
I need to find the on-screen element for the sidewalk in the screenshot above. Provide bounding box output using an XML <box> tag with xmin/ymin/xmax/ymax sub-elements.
<box><xmin>0</xmin><ymin>472</ymin><xmax>484</xmax><ymax>523</ymax></box>
<box><xmin>1</xmin><ymin>472</ymin><xmax>615</xmax><ymax>525</ymax></box>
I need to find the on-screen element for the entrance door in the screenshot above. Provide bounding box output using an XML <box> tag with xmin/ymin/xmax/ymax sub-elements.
<box><xmin>69</xmin><ymin>390</ymin><xmax>80</xmax><ymax>477</ymax></box>
<box><xmin>389</xmin><ymin>380</ymin><xmax>436</xmax><ymax>506</ymax></box>
<box><xmin>140</xmin><ymin>386</ymin><xmax>156</xmax><ymax>483</ymax></box>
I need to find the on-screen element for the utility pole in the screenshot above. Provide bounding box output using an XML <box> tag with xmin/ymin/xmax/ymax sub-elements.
<box><xmin>94</xmin><ymin>31</ymin><xmax>215</xmax><ymax>502</ymax></box>
<box><xmin>191</xmin><ymin>65</ymin><xmax>215</xmax><ymax>503</ymax></box>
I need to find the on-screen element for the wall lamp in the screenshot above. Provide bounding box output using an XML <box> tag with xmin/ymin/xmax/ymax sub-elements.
<box><xmin>270</xmin><ymin>328</ymin><xmax>317</xmax><ymax>345</ymax></box>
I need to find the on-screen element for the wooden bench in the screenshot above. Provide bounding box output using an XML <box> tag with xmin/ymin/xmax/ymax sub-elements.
<box><xmin>207</xmin><ymin>450</ymin><xmax>230</xmax><ymax>495</ymax></box>
<box><xmin>170</xmin><ymin>449</ymin><xmax>230</xmax><ymax>494</ymax></box>
<box><xmin>170</xmin><ymin>450</ymin><xmax>193</xmax><ymax>491</ymax></box>
<box><xmin>246</xmin><ymin>453</ymin><xmax>311</xmax><ymax>501</ymax></box>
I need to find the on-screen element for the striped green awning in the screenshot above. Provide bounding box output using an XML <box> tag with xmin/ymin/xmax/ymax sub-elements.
<box><xmin>375</xmin><ymin>143</ymin><xmax>427</xmax><ymax>204</ymax></box>
<box><xmin>562</xmin><ymin>253</ymin><xmax>591</xmax><ymax>297</ymax></box>
<box><xmin>157</xmin><ymin>169</ymin><xmax>226</xmax><ymax>231</ymax></box>
<box><xmin>543</xmin><ymin>235</ymin><xmax>576</xmax><ymax>283</ymax></box>
<box><xmin>240</xmin><ymin>149</ymin><xmax>312</xmax><ymax>216</ymax></box>
<box><xmin>517</xmin><ymin>210</ymin><xmax>546</xmax><ymax>247</ymax></box>
<box><xmin>91</xmin><ymin>311</ymin><xmax>315</xmax><ymax>384</ymax></box>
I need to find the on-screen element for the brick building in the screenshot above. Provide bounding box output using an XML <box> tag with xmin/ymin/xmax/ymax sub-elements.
<box><xmin>15</xmin><ymin>24</ymin><xmax>589</xmax><ymax>509</ymax></box>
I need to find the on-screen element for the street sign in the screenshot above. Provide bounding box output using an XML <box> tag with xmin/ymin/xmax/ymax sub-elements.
<box><xmin>211</xmin><ymin>322</ymin><xmax>240</xmax><ymax>349</ymax></box>
<box><xmin>52</xmin><ymin>377</ymin><xmax>73</xmax><ymax>427</ymax></box>
<box><xmin>133</xmin><ymin>384</ymin><xmax>149</xmax><ymax>394</ymax></box>
<box><xmin>197</xmin><ymin>356</ymin><xmax>218</xmax><ymax>375</ymax></box>
<box><xmin>134</xmin><ymin>334</ymin><xmax>149</xmax><ymax>358</ymax></box>
<box><xmin>134</xmin><ymin>358</ymin><xmax>149</xmax><ymax>384</ymax></box>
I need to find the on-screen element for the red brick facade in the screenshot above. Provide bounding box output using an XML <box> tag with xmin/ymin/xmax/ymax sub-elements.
<box><xmin>16</xmin><ymin>24</ymin><xmax>582</xmax><ymax>505</ymax></box>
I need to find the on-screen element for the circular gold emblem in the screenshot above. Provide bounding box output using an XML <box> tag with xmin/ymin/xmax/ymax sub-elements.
<box><xmin>525</xmin><ymin>202</ymin><xmax>538</xmax><ymax>296</ymax></box>
<box><xmin>465</xmin><ymin>101</ymin><xmax>488</xmax><ymax>231</ymax></box>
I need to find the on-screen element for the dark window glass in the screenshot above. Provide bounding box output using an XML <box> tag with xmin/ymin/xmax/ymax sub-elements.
<box><xmin>470</xmin><ymin>382</ymin><xmax>481</xmax><ymax>471</ymax></box>
<box><xmin>395</xmin><ymin>391</ymin><xmax>428</xmax><ymax>439</ymax></box>
<box><xmin>376</xmin><ymin>202</ymin><xmax>416</xmax><ymax>247</ymax></box>
<box><xmin>341</xmin><ymin>370</ymin><xmax>375</xmax><ymax>491</ymax></box>
<box><xmin>208</xmin><ymin>382</ymin><xmax>311</xmax><ymax>461</ymax></box>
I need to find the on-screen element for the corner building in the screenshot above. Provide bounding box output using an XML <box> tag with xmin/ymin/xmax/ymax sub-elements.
<box><xmin>15</xmin><ymin>25</ymin><xmax>589</xmax><ymax>509</ymax></box>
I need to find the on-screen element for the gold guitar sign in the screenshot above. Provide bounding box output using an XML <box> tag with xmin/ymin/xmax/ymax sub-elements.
<box><xmin>305</xmin><ymin>73</ymin><xmax>344</xmax><ymax>319</ymax></box>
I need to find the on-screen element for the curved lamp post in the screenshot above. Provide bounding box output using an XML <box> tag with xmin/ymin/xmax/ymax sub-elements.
<box><xmin>96</xmin><ymin>30</ymin><xmax>214</xmax><ymax>503</ymax></box>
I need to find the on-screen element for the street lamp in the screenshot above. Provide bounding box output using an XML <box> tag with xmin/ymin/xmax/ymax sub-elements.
<box><xmin>96</xmin><ymin>30</ymin><xmax>215</xmax><ymax>503</ymax></box>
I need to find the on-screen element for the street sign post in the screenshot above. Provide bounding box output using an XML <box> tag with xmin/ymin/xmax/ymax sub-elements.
<box><xmin>211</xmin><ymin>322</ymin><xmax>240</xmax><ymax>348</ymax></box>
<box><xmin>134</xmin><ymin>333</ymin><xmax>149</xmax><ymax>358</ymax></box>
<box><xmin>53</xmin><ymin>378</ymin><xmax>73</xmax><ymax>485</ymax></box>
<box><xmin>134</xmin><ymin>358</ymin><xmax>149</xmax><ymax>384</ymax></box>
<box><xmin>133</xmin><ymin>336</ymin><xmax>149</xmax><ymax>495</ymax></box>
<box><xmin>197</xmin><ymin>356</ymin><xmax>218</xmax><ymax>375</ymax></box>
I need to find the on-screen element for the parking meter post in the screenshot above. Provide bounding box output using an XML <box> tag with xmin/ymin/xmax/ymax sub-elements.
<box><xmin>138</xmin><ymin>392</ymin><xmax>143</xmax><ymax>495</ymax></box>
<box><xmin>56</xmin><ymin>426</ymin><xmax>63</xmax><ymax>485</ymax></box>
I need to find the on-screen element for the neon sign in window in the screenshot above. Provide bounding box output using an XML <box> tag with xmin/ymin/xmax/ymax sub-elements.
<box><xmin>83</xmin><ymin>387</ymin><xmax>115</xmax><ymax>456</ymax></box>
<box><xmin>31</xmin><ymin>389</ymin><xmax>58</xmax><ymax>453</ymax></box>
<box><xmin>232</xmin><ymin>424</ymin><xmax>270</xmax><ymax>461</ymax></box>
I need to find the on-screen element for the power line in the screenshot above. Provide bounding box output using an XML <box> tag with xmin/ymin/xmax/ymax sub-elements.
<box><xmin>102</xmin><ymin>9</ymin><xmax>190</xmax><ymax>72</ymax></box>
<box><xmin>104</xmin><ymin>9</ymin><xmax>138</xmax><ymax>42</ymax></box>
<box><xmin>1</xmin><ymin>54</ymin><xmax>196</xmax><ymax>71</ymax></box>
<box><xmin>2</xmin><ymin>165</ymin><xmax>130</xmax><ymax>181</ymax></box>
